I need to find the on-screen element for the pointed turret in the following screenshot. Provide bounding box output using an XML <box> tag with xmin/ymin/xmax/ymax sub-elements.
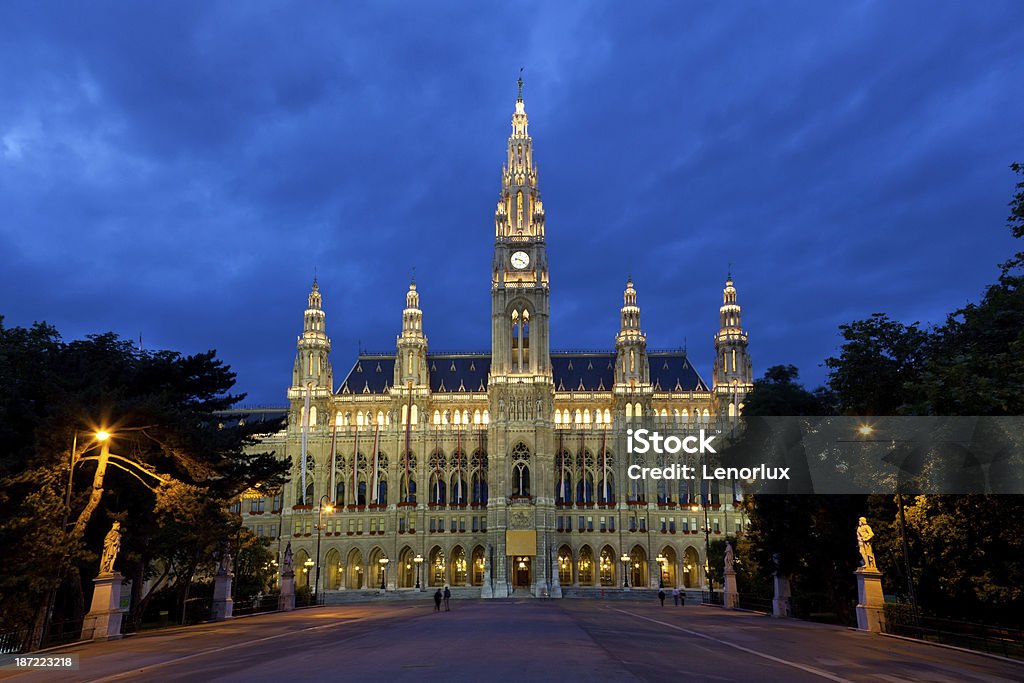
<box><xmin>292</xmin><ymin>277</ymin><xmax>332</xmax><ymax>389</ymax></box>
<box><xmin>615</xmin><ymin>278</ymin><xmax>650</xmax><ymax>387</ymax></box>
<box><xmin>395</xmin><ymin>277</ymin><xmax>429</xmax><ymax>388</ymax></box>
<box><xmin>713</xmin><ymin>274</ymin><xmax>753</xmax><ymax>419</ymax></box>
<box><xmin>494</xmin><ymin>76</ymin><xmax>545</xmax><ymax>239</ymax></box>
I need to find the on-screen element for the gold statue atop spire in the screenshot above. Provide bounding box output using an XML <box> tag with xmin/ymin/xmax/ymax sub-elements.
<box><xmin>517</xmin><ymin>67</ymin><xmax>524</xmax><ymax>100</ymax></box>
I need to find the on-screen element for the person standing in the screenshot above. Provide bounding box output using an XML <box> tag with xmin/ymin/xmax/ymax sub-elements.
<box><xmin>433</xmin><ymin>589</ymin><xmax>442</xmax><ymax>612</ymax></box>
<box><xmin>443</xmin><ymin>585</ymin><xmax>451</xmax><ymax>611</ymax></box>
<box><xmin>658</xmin><ymin>589</ymin><xmax>666</xmax><ymax>607</ymax></box>
<box><xmin>672</xmin><ymin>587</ymin><xmax>680</xmax><ymax>606</ymax></box>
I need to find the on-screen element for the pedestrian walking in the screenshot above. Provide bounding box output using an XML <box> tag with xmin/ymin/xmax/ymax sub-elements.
<box><xmin>443</xmin><ymin>585</ymin><xmax>451</xmax><ymax>611</ymax></box>
<box><xmin>658</xmin><ymin>589</ymin><xmax>666</xmax><ymax>606</ymax></box>
<box><xmin>433</xmin><ymin>589</ymin><xmax>442</xmax><ymax>612</ymax></box>
<box><xmin>672</xmin><ymin>587</ymin><xmax>679</xmax><ymax>606</ymax></box>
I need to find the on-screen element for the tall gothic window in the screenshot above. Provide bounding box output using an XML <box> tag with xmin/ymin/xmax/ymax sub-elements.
<box><xmin>511</xmin><ymin>442</ymin><xmax>531</xmax><ymax>497</ymax></box>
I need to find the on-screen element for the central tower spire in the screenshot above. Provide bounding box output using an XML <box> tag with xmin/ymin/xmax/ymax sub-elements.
<box><xmin>495</xmin><ymin>75</ymin><xmax>545</xmax><ymax>239</ymax></box>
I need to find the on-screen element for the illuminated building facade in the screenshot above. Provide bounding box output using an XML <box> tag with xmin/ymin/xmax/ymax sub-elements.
<box><xmin>243</xmin><ymin>81</ymin><xmax>753</xmax><ymax>597</ymax></box>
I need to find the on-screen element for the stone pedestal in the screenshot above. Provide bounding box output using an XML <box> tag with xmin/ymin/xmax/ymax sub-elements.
<box><xmin>855</xmin><ymin>568</ymin><xmax>885</xmax><ymax>632</ymax></box>
<box><xmin>772</xmin><ymin>574</ymin><xmax>792</xmax><ymax>618</ymax></box>
<box><xmin>723</xmin><ymin>569</ymin><xmax>739</xmax><ymax>609</ymax></box>
<box><xmin>279</xmin><ymin>570</ymin><xmax>295</xmax><ymax>611</ymax></box>
<box><xmin>81</xmin><ymin>572</ymin><xmax>125</xmax><ymax>642</ymax></box>
<box><xmin>212</xmin><ymin>572</ymin><xmax>234</xmax><ymax>621</ymax></box>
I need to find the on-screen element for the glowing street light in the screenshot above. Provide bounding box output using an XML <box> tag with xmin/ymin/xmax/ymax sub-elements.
<box><xmin>378</xmin><ymin>557</ymin><xmax>390</xmax><ymax>591</ymax></box>
<box><xmin>620</xmin><ymin>554</ymin><xmax>630</xmax><ymax>588</ymax></box>
<box><xmin>413</xmin><ymin>554</ymin><xmax>424</xmax><ymax>590</ymax></box>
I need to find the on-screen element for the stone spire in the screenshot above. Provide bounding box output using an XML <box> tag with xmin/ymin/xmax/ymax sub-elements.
<box><xmin>292</xmin><ymin>278</ymin><xmax>332</xmax><ymax>389</ymax></box>
<box><xmin>713</xmin><ymin>274</ymin><xmax>752</xmax><ymax>417</ymax></box>
<box><xmin>495</xmin><ymin>75</ymin><xmax>545</xmax><ymax>239</ymax></box>
<box><xmin>615</xmin><ymin>278</ymin><xmax>649</xmax><ymax>387</ymax></box>
<box><xmin>396</xmin><ymin>278</ymin><xmax>429</xmax><ymax>388</ymax></box>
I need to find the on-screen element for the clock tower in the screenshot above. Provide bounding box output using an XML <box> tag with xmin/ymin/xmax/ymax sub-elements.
<box><xmin>487</xmin><ymin>77</ymin><xmax>555</xmax><ymax>598</ymax></box>
<box><xmin>491</xmin><ymin>76</ymin><xmax>551</xmax><ymax>379</ymax></box>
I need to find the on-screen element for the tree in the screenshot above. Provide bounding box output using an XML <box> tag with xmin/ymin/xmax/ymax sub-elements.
<box><xmin>825</xmin><ymin>315</ymin><xmax>929</xmax><ymax>416</ymax></box>
<box><xmin>0</xmin><ymin>322</ymin><xmax>288</xmax><ymax>639</ymax></box>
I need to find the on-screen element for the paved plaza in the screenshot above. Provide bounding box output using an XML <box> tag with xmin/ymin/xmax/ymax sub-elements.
<box><xmin>3</xmin><ymin>600</ymin><xmax>1022</xmax><ymax>682</ymax></box>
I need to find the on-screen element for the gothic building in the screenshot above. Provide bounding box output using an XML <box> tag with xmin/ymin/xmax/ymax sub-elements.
<box><xmin>242</xmin><ymin>81</ymin><xmax>753</xmax><ymax>597</ymax></box>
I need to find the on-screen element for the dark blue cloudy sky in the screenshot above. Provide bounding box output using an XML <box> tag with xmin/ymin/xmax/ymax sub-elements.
<box><xmin>2</xmin><ymin>1</ymin><xmax>1023</xmax><ymax>406</ymax></box>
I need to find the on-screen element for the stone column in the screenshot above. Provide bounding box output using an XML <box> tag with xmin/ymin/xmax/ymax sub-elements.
<box><xmin>81</xmin><ymin>572</ymin><xmax>125</xmax><ymax>642</ymax></box>
<box><xmin>772</xmin><ymin>574</ymin><xmax>792</xmax><ymax>618</ymax></box>
<box><xmin>279</xmin><ymin>568</ymin><xmax>296</xmax><ymax>611</ymax></box>
<box><xmin>855</xmin><ymin>568</ymin><xmax>885</xmax><ymax>632</ymax></box>
<box><xmin>723</xmin><ymin>567</ymin><xmax>739</xmax><ymax>609</ymax></box>
<box><xmin>481</xmin><ymin>544</ymin><xmax>494</xmax><ymax>598</ymax></box>
<box><xmin>550</xmin><ymin>543</ymin><xmax>562</xmax><ymax>598</ymax></box>
<box><xmin>212</xmin><ymin>570</ymin><xmax>234</xmax><ymax>621</ymax></box>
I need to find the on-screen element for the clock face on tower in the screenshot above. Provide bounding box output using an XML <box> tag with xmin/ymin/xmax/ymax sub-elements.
<box><xmin>510</xmin><ymin>251</ymin><xmax>530</xmax><ymax>270</ymax></box>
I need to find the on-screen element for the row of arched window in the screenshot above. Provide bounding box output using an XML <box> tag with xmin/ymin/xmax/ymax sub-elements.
<box><xmin>554</xmin><ymin>406</ymin><xmax>713</xmax><ymax>425</ymax></box>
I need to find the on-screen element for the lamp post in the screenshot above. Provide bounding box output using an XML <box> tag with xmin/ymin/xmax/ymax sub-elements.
<box><xmin>379</xmin><ymin>557</ymin><xmax>390</xmax><ymax>591</ymax></box>
<box><xmin>655</xmin><ymin>554</ymin><xmax>666</xmax><ymax>588</ymax></box>
<box><xmin>620</xmin><ymin>554</ymin><xmax>630</xmax><ymax>588</ymax></box>
<box><xmin>303</xmin><ymin>557</ymin><xmax>314</xmax><ymax>593</ymax></box>
<box><xmin>414</xmin><ymin>554</ymin><xmax>423</xmax><ymax>590</ymax></box>
<box><xmin>313</xmin><ymin>495</ymin><xmax>334</xmax><ymax>598</ymax></box>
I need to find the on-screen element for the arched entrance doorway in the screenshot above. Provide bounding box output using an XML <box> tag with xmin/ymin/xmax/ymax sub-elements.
<box><xmin>659</xmin><ymin>546</ymin><xmax>677</xmax><ymax>587</ymax></box>
<box><xmin>630</xmin><ymin>545</ymin><xmax>648</xmax><ymax>588</ymax></box>
<box><xmin>324</xmin><ymin>548</ymin><xmax>342</xmax><ymax>590</ymax></box>
<box><xmin>512</xmin><ymin>555</ymin><xmax>531</xmax><ymax>588</ymax></box>
<box><xmin>578</xmin><ymin>545</ymin><xmax>594</xmax><ymax>586</ymax></box>
<box><xmin>599</xmin><ymin>546</ymin><xmax>616</xmax><ymax>587</ymax></box>
<box><xmin>367</xmin><ymin>546</ymin><xmax>387</xmax><ymax>590</ymax></box>
<box><xmin>683</xmin><ymin>546</ymin><xmax>700</xmax><ymax>588</ymax></box>
<box><xmin>451</xmin><ymin>546</ymin><xmax>467</xmax><ymax>586</ymax></box>
<box><xmin>398</xmin><ymin>546</ymin><xmax>416</xmax><ymax>588</ymax></box>
<box><xmin>557</xmin><ymin>545</ymin><xmax>573</xmax><ymax>585</ymax></box>
<box><xmin>471</xmin><ymin>546</ymin><xmax>486</xmax><ymax>586</ymax></box>
<box><xmin>346</xmin><ymin>548</ymin><xmax>364</xmax><ymax>589</ymax></box>
<box><xmin>295</xmin><ymin>549</ymin><xmax>311</xmax><ymax>589</ymax></box>
<box><xmin>428</xmin><ymin>546</ymin><xmax>445</xmax><ymax>587</ymax></box>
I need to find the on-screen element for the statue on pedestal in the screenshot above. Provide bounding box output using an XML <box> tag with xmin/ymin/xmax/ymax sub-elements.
<box><xmin>724</xmin><ymin>542</ymin><xmax>735</xmax><ymax>572</ymax></box>
<box><xmin>857</xmin><ymin>517</ymin><xmax>876</xmax><ymax>569</ymax></box>
<box><xmin>217</xmin><ymin>546</ymin><xmax>232</xmax><ymax>576</ymax></box>
<box><xmin>99</xmin><ymin>521</ymin><xmax>122</xmax><ymax>574</ymax></box>
<box><xmin>283</xmin><ymin>541</ymin><xmax>294</xmax><ymax>574</ymax></box>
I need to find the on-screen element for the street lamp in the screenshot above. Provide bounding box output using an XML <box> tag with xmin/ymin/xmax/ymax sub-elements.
<box><xmin>379</xmin><ymin>557</ymin><xmax>390</xmax><ymax>591</ymax></box>
<box><xmin>655</xmin><ymin>554</ymin><xmax>666</xmax><ymax>588</ymax></box>
<box><xmin>414</xmin><ymin>554</ymin><xmax>424</xmax><ymax>590</ymax></box>
<box><xmin>313</xmin><ymin>495</ymin><xmax>334</xmax><ymax>598</ymax></box>
<box><xmin>620</xmin><ymin>553</ymin><xmax>630</xmax><ymax>588</ymax></box>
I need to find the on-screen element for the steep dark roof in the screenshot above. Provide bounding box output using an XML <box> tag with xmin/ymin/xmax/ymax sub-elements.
<box><xmin>337</xmin><ymin>350</ymin><xmax>708</xmax><ymax>395</ymax></box>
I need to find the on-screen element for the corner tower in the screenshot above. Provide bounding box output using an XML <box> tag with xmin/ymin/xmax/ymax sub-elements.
<box><xmin>395</xmin><ymin>277</ymin><xmax>429</xmax><ymax>388</ymax></box>
<box><xmin>292</xmin><ymin>278</ymin><xmax>333</xmax><ymax>390</ymax></box>
<box><xmin>712</xmin><ymin>274</ymin><xmax>753</xmax><ymax>419</ymax></box>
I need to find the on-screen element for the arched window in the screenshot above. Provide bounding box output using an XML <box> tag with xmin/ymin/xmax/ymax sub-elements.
<box><xmin>625</xmin><ymin>403</ymin><xmax>633</xmax><ymax>419</ymax></box>
<box><xmin>401</xmin><ymin>472</ymin><xmax>416</xmax><ymax>504</ymax></box>
<box><xmin>554</xmin><ymin>410</ymin><xmax>562</xmax><ymax>425</ymax></box>
<box><xmin>635</xmin><ymin>403</ymin><xmax>643</xmax><ymax>418</ymax></box>
<box><xmin>598</xmin><ymin>472</ymin><xmax>615</xmax><ymax>504</ymax></box>
<box><xmin>603</xmin><ymin>408</ymin><xmax>611</xmax><ymax>423</ymax></box>
<box><xmin>450</xmin><ymin>472</ymin><xmax>467</xmax><ymax>505</ymax></box>
<box><xmin>511</xmin><ymin>442</ymin><xmax>531</xmax><ymax>497</ymax></box>
<box><xmin>411</xmin><ymin>404</ymin><xmax>418</xmax><ymax>425</ymax></box>
<box><xmin>576</xmin><ymin>472</ymin><xmax>594</xmax><ymax>503</ymax></box>
<box><xmin>629</xmin><ymin>349</ymin><xmax>635</xmax><ymax>373</ymax></box>
<box><xmin>402</xmin><ymin>404</ymin><xmax>408</xmax><ymax>425</ymax></box>
<box><xmin>482</xmin><ymin>409</ymin><xmax>490</xmax><ymax>425</ymax></box>
<box><xmin>453</xmin><ymin>410</ymin><xmax>461</xmax><ymax>425</ymax></box>
<box><xmin>516</xmin><ymin>191</ymin><xmax>523</xmax><ymax>230</ymax></box>
<box><xmin>357</xmin><ymin>411</ymin><xmax>365</xmax><ymax>427</ymax></box>
<box><xmin>429</xmin><ymin>474</ymin><xmax>446</xmax><ymax>505</ymax></box>
<box><xmin>377</xmin><ymin>410</ymin><xmax>385</xmax><ymax>426</ymax></box>
<box><xmin>556</xmin><ymin>467</ymin><xmax>572</xmax><ymax>505</ymax></box>
<box><xmin>474</xmin><ymin>409</ymin><xmax>481</xmax><ymax>425</ymax></box>
<box><xmin>583</xmin><ymin>409</ymin><xmax>591</xmax><ymax>425</ymax></box>
<box><xmin>433</xmin><ymin>410</ymin><xmax>441</xmax><ymax>425</ymax></box>
<box><xmin>309</xmin><ymin>406</ymin><xmax>317</xmax><ymax>426</ymax></box>
<box><xmin>562</xmin><ymin>409</ymin><xmax>570</xmax><ymax>423</ymax></box>
<box><xmin>335</xmin><ymin>478</ymin><xmax>345</xmax><ymax>506</ymax></box>
<box><xmin>574</xmin><ymin>409</ymin><xmax>582</xmax><ymax>424</ymax></box>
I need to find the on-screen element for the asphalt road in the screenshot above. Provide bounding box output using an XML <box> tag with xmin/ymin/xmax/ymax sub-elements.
<box><xmin>2</xmin><ymin>600</ymin><xmax>1022</xmax><ymax>682</ymax></box>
